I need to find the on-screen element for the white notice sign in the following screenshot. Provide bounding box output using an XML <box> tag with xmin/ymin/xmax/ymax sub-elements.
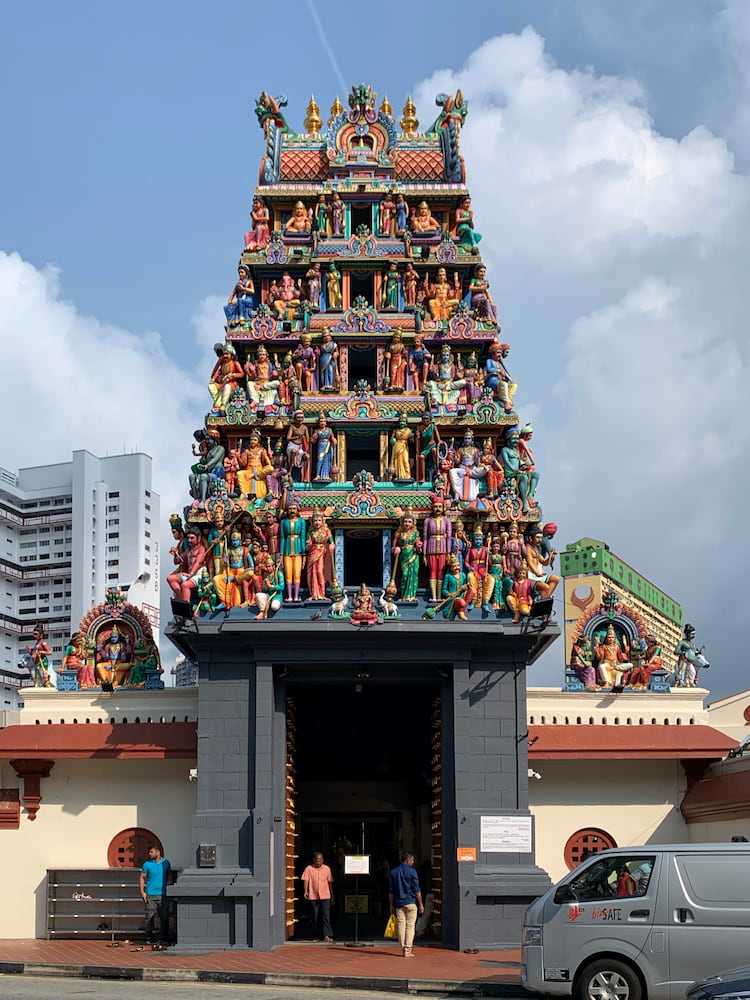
<box><xmin>480</xmin><ymin>815</ymin><xmax>532</xmax><ymax>853</ymax></box>
<box><xmin>344</xmin><ymin>854</ymin><xmax>370</xmax><ymax>875</ymax></box>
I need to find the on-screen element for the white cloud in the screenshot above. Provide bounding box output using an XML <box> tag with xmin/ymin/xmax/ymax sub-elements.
<box><xmin>412</xmin><ymin>25</ymin><xmax>750</xmax><ymax>693</ymax></box>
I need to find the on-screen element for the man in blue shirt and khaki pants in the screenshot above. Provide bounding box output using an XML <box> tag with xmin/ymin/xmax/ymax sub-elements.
<box><xmin>139</xmin><ymin>846</ymin><xmax>171</xmax><ymax>948</ymax></box>
<box><xmin>388</xmin><ymin>851</ymin><xmax>424</xmax><ymax>957</ymax></box>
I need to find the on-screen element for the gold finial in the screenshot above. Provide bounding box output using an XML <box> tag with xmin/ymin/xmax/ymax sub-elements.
<box><xmin>328</xmin><ymin>94</ymin><xmax>344</xmax><ymax>126</ymax></box>
<box><xmin>380</xmin><ymin>94</ymin><xmax>393</xmax><ymax>117</ymax></box>
<box><xmin>304</xmin><ymin>95</ymin><xmax>323</xmax><ymax>138</ymax></box>
<box><xmin>401</xmin><ymin>95</ymin><xmax>419</xmax><ymax>137</ymax></box>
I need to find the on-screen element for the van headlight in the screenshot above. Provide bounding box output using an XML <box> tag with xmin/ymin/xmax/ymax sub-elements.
<box><xmin>523</xmin><ymin>925</ymin><xmax>542</xmax><ymax>946</ymax></box>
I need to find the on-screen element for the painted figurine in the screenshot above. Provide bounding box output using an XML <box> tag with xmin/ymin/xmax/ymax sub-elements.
<box><xmin>286</xmin><ymin>410</ymin><xmax>310</xmax><ymax>483</ymax></box>
<box><xmin>306</xmin><ymin>512</ymin><xmax>334</xmax><ymax>600</ymax></box>
<box><xmin>326</xmin><ymin>262</ymin><xmax>342</xmax><ymax>310</ymax></box>
<box><xmin>316</xmin><ymin>331</ymin><xmax>339</xmax><ymax>390</ymax></box>
<box><xmin>571</xmin><ymin>635</ymin><xmax>598</xmax><ymax>691</ymax></box>
<box><xmin>244</xmin><ymin>197</ymin><xmax>271</xmax><ymax>252</ymax></box>
<box><xmin>469</xmin><ymin>264</ymin><xmax>497</xmax><ymax>322</ymax></box>
<box><xmin>329</xmin><ymin>192</ymin><xmax>345</xmax><ymax>235</ymax></box>
<box><xmin>428</xmin><ymin>268</ymin><xmax>462</xmax><ymax>322</ymax></box>
<box><xmin>392</xmin><ymin>509</ymin><xmax>421</xmax><ymax>601</ymax></box>
<box><xmin>524</xmin><ymin>527</ymin><xmax>560</xmax><ymax>598</ymax></box>
<box><xmin>484</xmin><ymin>343</ymin><xmax>516</xmax><ymax>412</ymax></box>
<box><xmin>280</xmin><ymin>501</ymin><xmax>307</xmax><ymax>602</ymax></box>
<box><xmin>518</xmin><ymin>424</ymin><xmax>540</xmax><ymax>501</ymax></box>
<box><xmin>506</xmin><ymin>567</ymin><xmax>534</xmax><ymax>623</ymax></box>
<box><xmin>315</xmin><ymin>193</ymin><xmax>329</xmax><ymax>236</ymax></box>
<box><xmin>454</xmin><ymin>195</ymin><xmax>482</xmax><ymax>253</ymax></box>
<box><xmin>594</xmin><ymin>624</ymin><xmax>630</xmax><ymax>688</ymax></box>
<box><xmin>350</xmin><ymin>583</ymin><xmax>379</xmax><ymax>625</ymax></box>
<box><xmin>411</xmin><ymin>200</ymin><xmax>441</xmax><ymax>235</ymax></box>
<box><xmin>395</xmin><ymin>193</ymin><xmax>409</xmax><ymax>234</ymax></box>
<box><xmin>26</xmin><ymin>626</ymin><xmax>51</xmax><ymax>687</ymax></box>
<box><xmin>224</xmin><ymin>264</ymin><xmax>255</xmax><ymax>327</ymax></box>
<box><xmin>409</xmin><ymin>334</ymin><xmax>431</xmax><ymax>392</ymax></box>
<box><xmin>500</xmin><ymin>431</ymin><xmax>529</xmax><ymax>512</ymax></box>
<box><xmin>381</xmin><ymin>261</ymin><xmax>400</xmax><ymax>310</ymax></box>
<box><xmin>384</xmin><ymin>330</ymin><xmax>407</xmax><ymax>390</ymax></box>
<box><xmin>237</xmin><ymin>432</ymin><xmax>272</xmax><ymax>499</ymax></box>
<box><xmin>272</xmin><ymin>271</ymin><xmax>302</xmax><ymax>319</ymax></box>
<box><xmin>403</xmin><ymin>261</ymin><xmax>418</xmax><ymax>309</ymax></box>
<box><xmin>312</xmin><ymin>415</ymin><xmax>337</xmax><ymax>482</ymax></box>
<box><xmin>390</xmin><ymin>414</ymin><xmax>413</xmax><ymax>480</ymax></box>
<box><xmin>284</xmin><ymin>200</ymin><xmax>312</xmax><ymax>235</ymax></box>
<box><xmin>168</xmin><ymin>527</ymin><xmax>207</xmax><ymax>604</ymax></box>
<box><xmin>423</xmin><ymin>498</ymin><xmax>452</xmax><ymax>601</ymax></box>
<box><xmin>208</xmin><ymin>343</ymin><xmax>244</xmax><ymax>415</ymax></box>
<box><xmin>378</xmin><ymin>192</ymin><xmax>397</xmax><ymax>236</ymax></box>
<box><xmin>480</xmin><ymin>438</ymin><xmax>504</xmax><ymax>497</ymax></box>
<box><xmin>674</xmin><ymin>624</ymin><xmax>709</xmax><ymax>687</ymax></box>
<box><xmin>449</xmin><ymin>429</ymin><xmax>487</xmax><ymax>502</ymax></box>
<box><xmin>245</xmin><ymin>346</ymin><xmax>280</xmax><ymax>409</ymax></box>
<box><xmin>293</xmin><ymin>333</ymin><xmax>316</xmax><ymax>392</ymax></box>
<box><xmin>416</xmin><ymin>411</ymin><xmax>441</xmax><ymax>483</ymax></box>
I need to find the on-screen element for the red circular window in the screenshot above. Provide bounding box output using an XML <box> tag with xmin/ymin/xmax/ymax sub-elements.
<box><xmin>564</xmin><ymin>828</ymin><xmax>617</xmax><ymax>870</ymax></box>
<box><xmin>107</xmin><ymin>828</ymin><xmax>163</xmax><ymax>868</ymax></box>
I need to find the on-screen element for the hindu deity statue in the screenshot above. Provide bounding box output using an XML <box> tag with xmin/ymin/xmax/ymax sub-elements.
<box><xmin>303</xmin><ymin>263</ymin><xmax>322</xmax><ymax>310</ymax></box>
<box><xmin>423</xmin><ymin>498</ymin><xmax>452</xmax><ymax>601</ymax></box>
<box><xmin>480</xmin><ymin>438</ymin><xmax>504</xmax><ymax>497</ymax></box>
<box><xmin>208</xmin><ymin>343</ymin><xmax>244</xmax><ymax>415</ymax></box>
<box><xmin>244</xmin><ymin>197</ymin><xmax>271</xmax><ymax>252</ymax></box>
<box><xmin>312</xmin><ymin>415</ymin><xmax>337</xmax><ymax>482</ymax></box>
<box><xmin>524</xmin><ymin>527</ymin><xmax>560</xmax><ymax>598</ymax></box>
<box><xmin>326</xmin><ymin>262</ymin><xmax>342</xmax><ymax>310</ymax></box>
<box><xmin>26</xmin><ymin>626</ymin><xmax>51</xmax><ymax>687</ymax></box>
<box><xmin>96</xmin><ymin>626</ymin><xmax>132</xmax><ymax>687</ymax></box>
<box><xmin>224</xmin><ymin>264</ymin><xmax>255</xmax><ymax>327</ymax></box>
<box><xmin>594</xmin><ymin>623</ymin><xmax>631</xmax><ymax>688</ymax></box>
<box><xmin>255</xmin><ymin>559</ymin><xmax>284</xmax><ymax>619</ymax></box>
<box><xmin>384</xmin><ymin>330</ymin><xmax>407</xmax><ymax>390</ymax></box>
<box><xmin>381</xmin><ymin>261</ymin><xmax>400</xmax><ymax>310</ymax></box>
<box><xmin>571</xmin><ymin>636</ymin><xmax>598</xmax><ymax>691</ymax></box>
<box><xmin>469</xmin><ymin>265</ymin><xmax>497</xmax><ymax>322</ymax></box>
<box><xmin>403</xmin><ymin>261</ymin><xmax>418</xmax><ymax>309</ymax></box>
<box><xmin>426</xmin><ymin>344</ymin><xmax>466</xmax><ymax>411</ymax></box>
<box><xmin>329</xmin><ymin>192</ymin><xmax>345</xmax><ymax>236</ymax></box>
<box><xmin>315</xmin><ymin>193</ymin><xmax>329</xmax><ymax>236</ymax></box>
<box><xmin>454</xmin><ymin>195</ymin><xmax>482</xmax><ymax>253</ymax></box>
<box><xmin>62</xmin><ymin>632</ymin><xmax>95</xmax><ymax>689</ymax></box>
<box><xmin>378</xmin><ymin>192</ymin><xmax>397</xmax><ymax>236</ymax></box>
<box><xmin>316</xmin><ymin>331</ymin><xmax>339</xmax><ymax>390</ymax></box>
<box><xmin>237</xmin><ymin>432</ymin><xmax>273</xmax><ymax>499</ymax></box>
<box><xmin>305</xmin><ymin>512</ymin><xmax>334</xmax><ymax>600</ymax></box>
<box><xmin>409</xmin><ymin>334</ymin><xmax>431</xmax><ymax>393</ymax></box>
<box><xmin>441</xmin><ymin>555</ymin><xmax>474</xmax><ymax>620</ymax></box>
<box><xmin>674</xmin><ymin>624</ymin><xmax>709</xmax><ymax>687</ymax></box>
<box><xmin>506</xmin><ymin>567</ymin><xmax>534</xmax><ymax>623</ymax></box>
<box><xmin>189</xmin><ymin>429</ymin><xmax>225</xmax><ymax>502</ymax></box>
<box><xmin>392</xmin><ymin>509</ymin><xmax>421</xmax><ymax>602</ymax></box>
<box><xmin>411</xmin><ymin>200</ymin><xmax>441</xmax><ymax>235</ymax></box>
<box><xmin>283</xmin><ymin>200</ymin><xmax>312</xmax><ymax>236</ymax></box>
<box><xmin>245</xmin><ymin>346</ymin><xmax>280</xmax><ymax>409</ymax></box>
<box><xmin>518</xmin><ymin>423</ymin><xmax>540</xmax><ymax>501</ymax></box>
<box><xmin>350</xmin><ymin>583</ymin><xmax>379</xmax><ymax>625</ymax></box>
<box><xmin>428</xmin><ymin>268</ymin><xmax>462</xmax><ymax>322</ymax></box>
<box><xmin>213</xmin><ymin>529</ymin><xmax>253</xmax><ymax>609</ymax></box>
<box><xmin>390</xmin><ymin>413</ymin><xmax>413</xmax><ymax>481</ymax></box>
<box><xmin>484</xmin><ymin>343</ymin><xmax>516</xmax><ymax>412</ymax></box>
<box><xmin>280</xmin><ymin>501</ymin><xmax>307</xmax><ymax>602</ymax></box>
<box><xmin>449</xmin><ymin>429</ymin><xmax>487</xmax><ymax>502</ymax></box>
<box><xmin>286</xmin><ymin>410</ymin><xmax>310</xmax><ymax>483</ymax></box>
<box><xmin>500</xmin><ymin>431</ymin><xmax>529</xmax><ymax>512</ymax></box>
<box><xmin>293</xmin><ymin>334</ymin><xmax>316</xmax><ymax>392</ymax></box>
<box><xmin>395</xmin><ymin>193</ymin><xmax>409</xmax><ymax>234</ymax></box>
<box><xmin>272</xmin><ymin>272</ymin><xmax>302</xmax><ymax>319</ymax></box>
<box><xmin>416</xmin><ymin>411</ymin><xmax>441</xmax><ymax>483</ymax></box>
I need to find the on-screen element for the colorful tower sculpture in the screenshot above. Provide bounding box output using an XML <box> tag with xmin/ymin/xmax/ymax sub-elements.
<box><xmin>167</xmin><ymin>86</ymin><xmax>559</xmax><ymax>952</ymax></box>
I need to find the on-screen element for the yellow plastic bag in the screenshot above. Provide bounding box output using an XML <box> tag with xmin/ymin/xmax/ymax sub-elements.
<box><xmin>384</xmin><ymin>912</ymin><xmax>398</xmax><ymax>940</ymax></box>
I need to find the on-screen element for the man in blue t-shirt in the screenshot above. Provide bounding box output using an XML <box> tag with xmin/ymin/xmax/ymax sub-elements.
<box><xmin>139</xmin><ymin>846</ymin><xmax>171</xmax><ymax>947</ymax></box>
<box><xmin>388</xmin><ymin>852</ymin><xmax>424</xmax><ymax>957</ymax></box>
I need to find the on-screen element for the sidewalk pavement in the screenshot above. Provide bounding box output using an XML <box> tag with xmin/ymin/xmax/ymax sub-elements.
<box><xmin>0</xmin><ymin>939</ymin><xmax>527</xmax><ymax>997</ymax></box>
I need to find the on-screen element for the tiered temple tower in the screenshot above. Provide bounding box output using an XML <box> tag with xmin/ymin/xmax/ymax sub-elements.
<box><xmin>167</xmin><ymin>86</ymin><xmax>559</xmax><ymax>951</ymax></box>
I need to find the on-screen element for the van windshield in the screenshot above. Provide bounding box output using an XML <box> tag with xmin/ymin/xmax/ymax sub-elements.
<box><xmin>567</xmin><ymin>856</ymin><xmax>655</xmax><ymax>902</ymax></box>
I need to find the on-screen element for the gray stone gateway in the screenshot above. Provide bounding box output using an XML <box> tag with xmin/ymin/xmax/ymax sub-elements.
<box><xmin>168</xmin><ymin>615</ymin><xmax>557</xmax><ymax>950</ymax></box>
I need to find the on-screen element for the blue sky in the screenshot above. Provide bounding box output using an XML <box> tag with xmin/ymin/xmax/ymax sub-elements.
<box><xmin>1</xmin><ymin>0</ymin><xmax>749</xmax><ymax>698</ymax></box>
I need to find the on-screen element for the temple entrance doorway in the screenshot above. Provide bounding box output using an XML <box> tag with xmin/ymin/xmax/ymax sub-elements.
<box><xmin>346</xmin><ymin>346</ymin><xmax>378</xmax><ymax>397</ymax></box>
<box><xmin>286</xmin><ymin>681</ymin><xmax>442</xmax><ymax>941</ymax></box>
<box><xmin>345</xmin><ymin>427</ymin><xmax>379</xmax><ymax>479</ymax></box>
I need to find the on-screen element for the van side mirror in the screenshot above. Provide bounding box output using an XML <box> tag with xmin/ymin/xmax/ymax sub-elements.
<box><xmin>554</xmin><ymin>884</ymin><xmax>577</xmax><ymax>904</ymax></box>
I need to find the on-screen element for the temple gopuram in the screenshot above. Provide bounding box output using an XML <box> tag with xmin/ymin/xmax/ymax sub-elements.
<box><xmin>166</xmin><ymin>86</ymin><xmax>560</xmax><ymax>951</ymax></box>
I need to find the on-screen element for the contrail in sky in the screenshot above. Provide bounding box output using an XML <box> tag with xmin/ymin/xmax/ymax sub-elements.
<box><xmin>304</xmin><ymin>0</ymin><xmax>349</xmax><ymax>98</ymax></box>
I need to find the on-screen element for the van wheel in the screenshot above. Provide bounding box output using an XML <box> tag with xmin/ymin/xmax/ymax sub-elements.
<box><xmin>576</xmin><ymin>959</ymin><xmax>642</xmax><ymax>1000</ymax></box>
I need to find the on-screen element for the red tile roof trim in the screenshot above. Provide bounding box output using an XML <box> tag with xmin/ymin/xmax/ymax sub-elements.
<box><xmin>0</xmin><ymin>722</ymin><xmax>197</xmax><ymax>760</ymax></box>
<box><xmin>528</xmin><ymin>724</ymin><xmax>734</xmax><ymax>759</ymax></box>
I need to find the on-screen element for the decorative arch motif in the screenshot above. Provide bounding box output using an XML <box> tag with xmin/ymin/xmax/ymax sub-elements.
<box><xmin>108</xmin><ymin>827</ymin><xmax>163</xmax><ymax>868</ymax></box>
<box><xmin>564</xmin><ymin>827</ymin><xmax>617</xmax><ymax>870</ymax></box>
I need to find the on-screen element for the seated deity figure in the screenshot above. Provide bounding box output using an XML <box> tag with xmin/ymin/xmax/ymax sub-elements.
<box><xmin>449</xmin><ymin>429</ymin><xmax>487</xmax><ymax>502</ymax></box>
<box><xmin>594</xmin><ymin>623</ymin><xmax>631</xmax><ymax>688</ymax></box>
<box><xmin>272</xmin><ymin>271</ymin><xmax>302</xmax><ymax>319</ymax></box>
<box><xmin>570</xmin><ymin>636</ymin><xmax>599</xmax><ymax>691</ymax></box>
<box><xmin>426</xmin><ymin>344</ymin><xmax>467</xmax><ymax>411</ymax></box>
<box><xmin>224</xmin><ymin>264</ymin><xmax>255</xmax><ymax>327</ymax></box>
<box><xmin>410</xmin><ymin>200</ymin><xmax>441</xmax><ymax>235</ymax></box>
<box><xmin>244</xmin><ymin>346</ymin><xmax>280</xmax><ymax>409</ymax></box>
<box><xmin>244</xmin><ymin>197</ymin><xmax>271</xmax><ymax>252</ymax></box>
<box><xmin>524</xmin><ymin>527</ymin><xmax>560</xmax><ymax>599</ymax></box>
<box><xmin>428</xmin><ymin>268</ymin><xmax>462</xmax><ymax>322</ymax></box>
<box><xmin>283</xmin><ymin>200</ymin><xmax>312</xmax><ymax>236</ymax></box>
<box><xmin>208</xmin><ymin>343</ymin><xmax>244</xmax><ymax>415</ymax></box>
<box><xmin>237</xmin><ymin>432</ymin><xmax>273</xmax><ymax>499</ymax></box>
<box><xmin>454</xmin><ymin>195</ymin><xmax>482</xmax><ymax>253</ymax></box>
<box><xmin>96</xmin><ymin>626</ymin><xmax>132</xmax><ymax>687</ymax></box>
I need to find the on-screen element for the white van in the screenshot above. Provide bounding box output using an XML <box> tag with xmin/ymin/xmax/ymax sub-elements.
<box><xmin>522</xmin><ymin>843</ymin><xmax>750</xmax><ymax>1000</ymax></box>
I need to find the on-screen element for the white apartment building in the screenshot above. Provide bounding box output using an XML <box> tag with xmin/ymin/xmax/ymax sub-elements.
<box><xmin>0</xmin><ymin>451</ymin><xmax>160</xmax><ymax>679</ymax></box>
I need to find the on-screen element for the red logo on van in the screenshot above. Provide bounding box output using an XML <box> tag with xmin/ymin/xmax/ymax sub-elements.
<box><xmin>568</xmin><ymin>904</ymin><xmax>581</xmax><ymax>922</ymax></box>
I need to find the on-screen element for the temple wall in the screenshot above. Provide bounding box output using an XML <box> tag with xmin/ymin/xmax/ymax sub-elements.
<box><xmin>0</xmin><ymin>757</ymin><xmax>195</xmax><ymax>939</ymax></box>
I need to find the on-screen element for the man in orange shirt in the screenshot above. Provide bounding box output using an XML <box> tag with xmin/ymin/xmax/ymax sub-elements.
<box><xmin>301</xmin><ymin>851</ymin><xmax>334</xmax><ymax>942</ymax></box>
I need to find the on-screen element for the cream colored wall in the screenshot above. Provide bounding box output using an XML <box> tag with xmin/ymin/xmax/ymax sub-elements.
<box><xmin>707</xmin><ymin>689</ymin><xmax>750</xmax><ymax>744</ymax></box>
<box><xmin>0</xmin><ymin>757</ymin><xmax>196</xmax><ymax>939</ymax></box>
<box><xmin>18</xmin><ymin>686</ymin><xmax>198</xmax><ymax>724</ymax></box>
<box><xmin>529</xmin><ymin>758</ymin><xmax>689</xmax><ymax>883</ymax></box>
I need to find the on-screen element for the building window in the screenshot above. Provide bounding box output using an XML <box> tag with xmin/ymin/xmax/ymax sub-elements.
<box><xmin>107</xmin><ymin>828</ymin><xmax>163</xmax><ymax>868</ymax></box>
<box><xmin>108</xmin><ymin>492</ymin><xmax>120</xmax><ymax>499</ymax></box>
<box><xmin>108</xmin><ymin>532</ymin><xmax>119</xmax><ymax>539</ymax></box>
<box><xmin>564</xmin><ymin>828</ymin><xmax>618</xmax><ymax>870</ymax></box>
<box><xmin>108</xmin><ymin>546</ymin><xmax>119</xmax><ymax>553</ymax></box>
